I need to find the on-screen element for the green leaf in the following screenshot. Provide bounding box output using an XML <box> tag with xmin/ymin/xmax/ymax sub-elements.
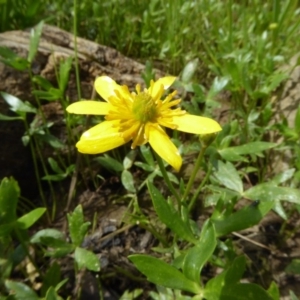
<box><xmin>123</xmin><ymin>149</ymin><xmax>137</xmax><ymax>169</ymax></box>
<box><xmin>58</xmin><ymin>56</ymin><xmax>73</xmax><ymax>93</ymax></box>
<box><xmin>140</xmin><ymin>145</ymin><xmax>155</xmax><ymax>167</ymax></box>
<box><xmin>42</xmin><ymin>237</ymin><xmax>74</xmax><ymax>258</ymax></box>
<box><xmin>219</xmin><ymin>141</ymin><xmax>277</xmax><ymax>162</ymax></box>
<box><xmin>207</xmin><ymin>76</ymin><xmax>229</xmax><ymax>100</ymax></box>
<box><xmin>0</xmin><ymin>92</ymin><xmax>37</xmax><ymax>113</ymax></box>
<box><xmin>28</xmin><ymin>21</ymin><xmax>44</xmax><ymax>63</ymax></box>
<box><xmin>121</xmin><ymin>170</ymin><xmax>136</xmax><ymax>193</ymax></box>
<box><xmin>289</xmin><ymin>290</ymin><xmax>299</xmax><ymax>300</ymax></box>
<box><xmin>212</xmin><ymin>201</ymin><xmax>274</xmax><ymax>237</ymax></box>
<box><xmin>129</xmin><ymin>255</ymin><xmax>201</xmax><ymax>294</ymax></box>
<box><xmin>285</xmin><ymin>259</ymin><xmax>300</xmax><ymax>275</ymax></box>
<box><xmin>45</xmin><ymin>286</ymin><xmax>64</xmax><ymax>300</ymax></box>
<box><xmin>5</xmin><ymin>280</ymin><xmax>39</xmax><ymax>300</ymax></box>
<box><xmin>41</xmin><ymin>263</ymin><xmax>61</xmax><ymax>297</ymax></box>
<box><xmin>67</xmin><ymin>205</ymin><xmax>90</xmax><ymax>247</ymax></box>
<box><xmin>0</xmin><ymin>177</ymin><xmax>19</xmax><ymax>224</ymax></box>
<box><xmin>204</xmin><ymin>256</ymin><xmax>246</xmax><ymax>299</ymax></box>
<box><xmin>94</xmin><ymin>155</ymin><xmax>124</xmax><ymax>172</ymax></box>
<box><xmin>294</xmin><ymin>106</ymin><xmax>300</xmax><ymax>132</ymax></box>
<box><xmin>42</xmin><ymin>174</ymin><xmax>68</xmax><ymax>181</ymax></box>
<box><xmin>181</xmin><ymin>58</ymin><xmax>199</xmax><ymax>83</ymax></box>
<box><xmin>40</xmin><ymin>133</ymin><xmax>64</xmax><ymax>149</ymax></box>
<box><xmin>32</xmin><ymin>88</ymin><xmax>63</xmax><ymax>101</ymax></box>
<box><xmin>134</xmin><ymin>161</ymin><xmax>155</xmax><ymax>172</ymax></box>
<box><xmin>267</xmin><ymin>281</ymin><xmax>280</xmax><ymax>300</ymax></box>
<box><xmin>74</xmin><ymin>247</ymin><xmax>101</xmax><ymax>272</ymax></box>
<box><xmin>214</xmin><ymin>161</ymin><xmax>243</xmax><ymax>194</ymax></box>
<box><xmin>0</xmin><ymin>113</ymin><xmax>23</xmax><ymax>121</ymax></box>
<box><xmin>183</xmin><ymin>220</ymin><xmax>217</xmax><ymax>283</ymax></box>
<box><xmin>30</xmin><ymin>229</ymin><xmax>65</xmax><ymax>244</ymax></box>
<box><xmin>120</xmin><ymin>289</ymin><xmax>143</xmax><ymax>300</ymax></box>
<box><xmin>270</xmin><ymin>168</ymin><xmax>295</xmax><ymax>185</ymax></box>
<box><xmin>219</xmin><ymin>283</ymin><xmax>273</xmax><ymax>300</ymax></box>
<box><xmin>147</xmin><ymin>181</ymin><xmax>197</xmax><ymax>244</ymax></box>
<box><xmin>0</xmin><ymin>223</ymin><xmax>15</xmax><ymax>236</ymax></box>
<box><xmin>0</xmin><ymin>47</ymin><xmax>29</xmax><ymax>70</ymax></box>
<box><xmin>244</xmin><ymin>183</ymin><xmax>300</xmax><ymax>204</ymax></box>
<box><xmin>32</xmin><ymin>75</ymin><xmax>54</xmax><ymax>90</ymax></box>
<box><xmin>16</xmin><ymin>208</ymin><xmax>46</xmax><ymax>229</ymax></box>
<box><xmin>48</xmin><ymin>157</ymin><xmax>64</xmax><ymax>174</ymax></box>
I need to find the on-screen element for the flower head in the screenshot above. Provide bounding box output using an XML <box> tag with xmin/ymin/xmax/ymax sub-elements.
<box><xmin>67</xmin><ymin>76</ymin><xmax>221</xmax><ymax>171</ymax></box>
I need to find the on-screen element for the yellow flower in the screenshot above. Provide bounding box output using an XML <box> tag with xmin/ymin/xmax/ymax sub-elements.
<box><xmin>67</xmin><ymin>76</ymin><xmax>221</xmax><ymax>171</ymax></box>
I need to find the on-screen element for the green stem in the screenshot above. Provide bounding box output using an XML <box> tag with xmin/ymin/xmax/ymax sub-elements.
<box><xmin>15</xmin><ymin>228</ymin><xmax>42</xmax><ymax>278</ymax></box>
<box><xmin>73</xmin><ymin>0</ymin><xmax>82</xmax><ymax>100</ymax></box>
<box><xmin>34</xmin><ymin>138</ymin><xmax>57</xmax><ymax>221</ymax></box>
<box><xmin>139</xmin><ymin>223</ymin><xmax>168</xmax><ymax>247</ymax></box>
<box><xmin>23</xmin><ymin>121</ymin><xmax>51</xmax><ymax>223</ymax></box>
<box><xmin>181</xmin><ymin>144</ymin><xmax>208</xmax><ymax>204</ymax></box>
<box><xmin>153</xmin><ymin>151</ymin><xmax>181</xmax><ymax>210</ymax></box>
<box><xmin>188</xmin><ymin>163</ymin><xmax>212</xmax><ymax>212</ymax></box>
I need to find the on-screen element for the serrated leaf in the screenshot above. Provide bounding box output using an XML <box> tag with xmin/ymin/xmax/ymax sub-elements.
<box><xmin>147</xmin><ymin>181</ymin><xmax>197</xmax><ymax>244</ymax></box>
<box><xmin>129</xmin><ymin>255</ymin><xmax>201</xmax><ymax>294</ymax></box>
<box><xmin>74</xmin><ymin>247</ymin><xmax>100</xmax><ymax>271</ymax></box>
<box><xmin>67</xmin><ymin>205</ymin><xmax>90</xmax><ymax>247</ymax></box>
<box><xmin>244</xmin><ymin>183</ymin><xmax>300</xmax><ymax>204</ymax></box>
<box><xmin>0</xmin><ymin>177</ymin><xmax>19</xmax><ymax>224</ymax></box>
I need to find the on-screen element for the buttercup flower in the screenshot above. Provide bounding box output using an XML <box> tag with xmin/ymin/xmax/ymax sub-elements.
<box><xmin>67</xmin><ymin>76</ymin><xmax>221</xmax><ymax>171</ymax></box>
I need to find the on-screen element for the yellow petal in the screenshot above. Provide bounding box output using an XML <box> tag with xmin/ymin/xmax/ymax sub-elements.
<box><xmin>66</xmin><ymin>101</ymin><xmax>111</xmax><ymax>115</ymax></box>
<box><xmin>146</xmin><ymin>123</ymin><xmax>182</xmax><ymax>171</ymax></box>
<box><xmin>76</xmin><ymin>120</ymin><xmax>126</xmax><ymax>154</ymax></box>
<box><xmin>94</xmin><ymin>76</ymin><xmax>129</xmax><ymax>102</ymax></box>
<box><xmin>171</xmin><ymin>114</ymin><xmax>222</xmax><ymax>134</ymax></box>
<box><xmin>151</xmin><ymin>76</ymin><xmax>177</xmax><ymax>99</ymax></box>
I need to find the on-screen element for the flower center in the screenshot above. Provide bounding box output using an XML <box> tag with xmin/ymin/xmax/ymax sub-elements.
<box><xmin>132</xmin><ymin>92</ymin><xmax>157</xmax><ymax>123</ymax></box>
